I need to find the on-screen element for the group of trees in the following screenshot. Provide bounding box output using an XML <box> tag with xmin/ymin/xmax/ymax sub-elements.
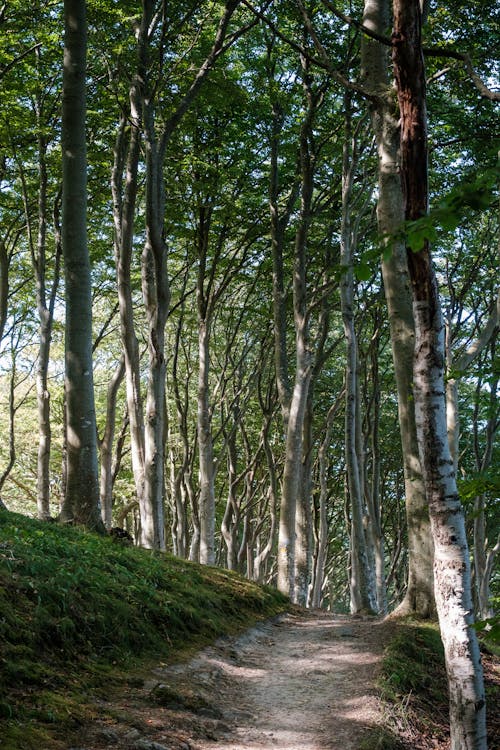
<box><xmin>0</xmin><ymin>1</ymin><xmax>498</xmax><ymax>747</ymax></box>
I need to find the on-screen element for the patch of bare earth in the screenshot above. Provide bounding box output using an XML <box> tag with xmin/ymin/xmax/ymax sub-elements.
<box><xmin>72</xmin><ymin>611</ymin><xmax>395</xmax><ymax>750</ymax></box>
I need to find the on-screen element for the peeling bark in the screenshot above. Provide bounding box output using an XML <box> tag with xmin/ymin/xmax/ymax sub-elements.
<box><xmin>392</xmin><ymin>1</ymin><xmax>486</xmax><ymax>746</ymax></box>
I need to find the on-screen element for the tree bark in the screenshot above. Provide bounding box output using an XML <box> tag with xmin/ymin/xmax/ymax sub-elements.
<box><xmin>197</xmin><ymin>317</ymin><xmax>216</xmax><ymax>565</ymax></box>
<box><xmin>362</xmin><ymin>0</ymin><xmax>434</xmax><ymax>618</ymax></box>
<box><xmin>99</xmin><ymin>357</ymin><xmax>125</xmax><ymax>529</ymax></box>
<box><xmin>112</xmin><ymin>111</ymin><xmax>146</xmax><ymax>517</ymax></box>
<box><xmin>59</xmin><ymin>0</ymin><xmax>103</xmax><ymax>531</ymax></box>
<box><xmin>18</xmin><ymin>117</ymin><xmax>62</xmax><ymax>521</ymax></box>
<box><xmin>277</xmin><ymin>54</ymin><xmax>314</xmax><ymax>600</ymax></box>
<box><xmin>392</xmin><ymin>1</ymin><xmax>486</xmax><ymax>746</ymax></box>
<box><xmin>311</xmin><ymin>391</ymin><xmax>344</xmax><ymax>608</ymax></box>
<box><xmin>340</xmin><ymin>92</ymin><xmax>375</xmax><ymax>615</ymax></box>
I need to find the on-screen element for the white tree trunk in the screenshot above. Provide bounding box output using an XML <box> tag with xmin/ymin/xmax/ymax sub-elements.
<box><xmin>411</xmin><ymin>274</ymin><xmax>487</xmax><ymax>750</ymax></box>
<box><xmin>198</xmin><ymin>320</ymin><xmax>216</xmax><ymax>565</ymax></box>
<box><xmin>392</xmin><ymin>2</ymin><xmax>487</xmax><ymax>745</ymax></box>
<box><xmin>341</xmin><ymin>94</ymin><xmax>376</xmax><ymax>614</ymax></box>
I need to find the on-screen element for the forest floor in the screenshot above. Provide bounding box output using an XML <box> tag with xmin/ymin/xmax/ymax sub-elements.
<box><xmin>71</xmin><ymin>610</ymin><xmax>402</xmax><ymax>750</ymax></box>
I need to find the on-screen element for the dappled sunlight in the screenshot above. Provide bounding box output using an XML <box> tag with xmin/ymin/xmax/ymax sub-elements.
<box><xmin>184</xmin><ymin>614</ymin><xmax>388</xmax><ymax>750</ymax></box>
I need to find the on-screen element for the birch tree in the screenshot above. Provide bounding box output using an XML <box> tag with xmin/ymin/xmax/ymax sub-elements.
<box><xmin>392</xmin><ymin>0</ymin><xmax>486</xmax><ymax>746</ymax></box>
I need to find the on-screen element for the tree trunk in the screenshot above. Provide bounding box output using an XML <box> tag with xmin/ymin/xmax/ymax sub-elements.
<box><xmin>112</xmin><ymin>113</ymin><xmax>146</xmax><ymax>515</ymax></box>
<box><xmin>277</xmin><ymin>53</ymin><xmax>317</xmax><ymax>601</ymax></box>
<box><xmin>472</xmin><ymin>352</ymin><xmax>498</xmax><ymax>619</ymax></box>
<box><xmin>392</xmin><ymin>2</ymin><xmax>486</xmax><ymax>746</ymax></box>
<box><xmin>295</xmin><ymin>394</ymin><xmax>313</xmax><ymax>606</ymax></box>
<box><xmin>364</xmin><ymin>319</ymin><xmax>387</xmax><ymax>613</ymax></box>
<box><xmin>361</xmin><ymin>0</ymin><xmax>434</xmax><ymax>618</ymax></box>
<box><xmin>198</xmin><ymin>318</ymin><xmax>216</xmax><ymax>565</ymax></box>
<box><xmin>99</xmin><ymin>357</ymin><xmax>125</xmax><ymax>529</ymax></box>
<box><xmin>311</xmin><ymin>392</ymin><xmax>343</xmax><ymax>608</ymax></box>
<box><xmin>340</xmin><ymin>92</ymin><xmax>375</xmax><ymax>615</ymax></box>
<box><xmin>19</xmin><ymin>126</ymin><xmax>62</xmax><ymax>522</ymax></box>
<box><xmin>140</xmin><ymin>216</ymin><xmax>168</xmax><ymax>551</ymax></box>
<box><xmin>59</xmin><ymin>0</ymin><xmax>103</xmax><ymax>531</ymax></box>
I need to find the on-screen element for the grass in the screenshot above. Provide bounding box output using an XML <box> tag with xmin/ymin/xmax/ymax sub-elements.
<box><xmin>376</xmin><ymin>621</ymin><xmax>450</xmax><ymax>749</ymax></box>
<box><xmin>378</xmin><ymin>619</ymin><xmax>499</xmax><ymax>750</ymax></box>
<box><xmin>0</xmin><ymin>510</ymin><xmax>288</xmax><ymax>749</ymax></box>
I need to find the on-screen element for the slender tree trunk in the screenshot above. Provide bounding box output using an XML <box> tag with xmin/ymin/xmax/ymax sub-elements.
<box><xmin>99</xmin><ymin>357</ymin><xmax>125</xmax><ymax>528</ymax></box>
<box><xmin>171</xmin><ymin>299</ymin><xmax>193</xmax><ymax>559</ymax></box>
<box><xmin>392</xmin><ymin>2</ymin><xmax>486</xmax><ymax>746</ymax></box>
<box><xmin>19</xmin><ymin>127</ymin><xmax>62</xmax><ymax>521</ymax></box>
<box><xmin>0</xmin><ymin>349</ymin><xmax>17</xmax><ymax>499</ymax></box>
<box><xmin>340</xmin><ymin>92</ymin><xmax>375</xmax><ymax>615</ymax></box>
<box><xmin>311</xmin><ymin>392</ymin><xmax>343</xmax><ymax>608</ymax></box>
<box><xmin>221</xmin><ymin>401</ymin><xmax>243</xmax><ymax>570</ymax></box>
<box><xmin>33</xmin><ymin>145</ymin><xmax>56</xmax><ymax>520</ymax></box>
<box><xmin>198</xmin><ymin>318</ymin><xmax>216</xmax><ymax>564</ymax></box>
<box><xmin>269</xmin><ymin>96</ymin><xmax>292</xmax><ymax>431</ymax></box>
<box><xmin>112</xmin><ymin>113</ymin><xmax>146</xmax><ymax>514</ymax></box>
<box><xmin>295</xmin><ymin>395</ymin><xmax>313</xmax><ymax>605</ymax></box>
<box><xmin>0</xmin><ymin>238</ymin><xmax>7</xmax><ymax>344</ymax></box>
<box><xmin>362</xmin><ymin>0</ymin><xmax>434</xmax><ymax>618</ymax></box>
<box><xmin>59</xmin><ymin>0</ymin><xmax>102</xmax><ymax>531</ymax></box>
<box><xmin>277</xmin><ymin>55</ymin><xmax>315</xmax><ymax>600</ymax></box>
<box><xmin>253</xmin><ymin>389</ymin><xmax>279</xmax><ymax>582</ymax></box>
<box><xmin>364</xmin><ymin>319</ymin><xmax>387</xmax><ymax>613</ymax></box>
<box><xmin>472</xmin><ymin>353</ymin><xmax>498</xmax><ymax>619</ymax></box>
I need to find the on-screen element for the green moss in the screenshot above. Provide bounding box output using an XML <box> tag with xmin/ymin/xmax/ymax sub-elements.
<box><xmin>380</xmin><ymin>622</ymin><xmax>446</xmax><ymax>704</ymax></box>
<box><xmin>0</xmin><ymin>510</ymin><xmax>288</xmax><ymax>745</ymax></box>
<box><xmin>357</xmin><ymin>726</ymin><xmax>404</xmax><ymax>749</ymax></box>
<box><xmin>378</xmin><ymin>621</ymin><xmax>450</xmax><ymax>746</ymax></box>
<box><xmin>0</xmin><ymin>720</ymin><xmax>66</xmax><ymax>750</ymax></box>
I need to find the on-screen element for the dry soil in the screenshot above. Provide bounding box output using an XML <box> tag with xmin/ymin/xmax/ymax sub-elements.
<box><xmin>75</xmin><ymin>610</ymin><xmax>393</xmax><ymax>750</ymax></box>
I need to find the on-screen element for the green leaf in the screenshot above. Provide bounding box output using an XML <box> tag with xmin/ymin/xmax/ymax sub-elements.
<box><xmin>355</xmin><ymin>262</ymin><xmax>371</xmax><ymax>281</ymax></box>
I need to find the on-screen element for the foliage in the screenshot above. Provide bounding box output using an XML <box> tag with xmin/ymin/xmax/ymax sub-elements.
<box><xmin>474</xmin><ymin>607</ymin><xmax>500</xmax><ymax>650</ymax></box>
<box><xmin>0</xmin><ymin>0</ymin><xmax>497</xmax><ymax>626</ymax></box>
<box><xmin>403</xmin><ymin>164</ymin><xmax>499</xmax><ymax>252</ymax></box>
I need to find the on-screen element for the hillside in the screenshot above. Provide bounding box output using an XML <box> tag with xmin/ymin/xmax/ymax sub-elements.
<box><xmin>0</xmin><ymin>511</ymin><xmax>288</xmax><ymax>749</ymax></box>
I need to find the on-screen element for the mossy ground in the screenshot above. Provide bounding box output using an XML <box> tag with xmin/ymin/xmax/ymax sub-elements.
<box><xmin>377</xmin><ymin>620</ymin><xmax>499</xmax><ymax>750</ymax></box>
<box><xmin>0</xmin><ymin>511</ymin><xmax>288</xmax><ymax>749</ymax></box>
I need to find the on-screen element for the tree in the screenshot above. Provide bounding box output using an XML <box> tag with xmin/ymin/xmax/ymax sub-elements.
<box><xmin>339</xmin><ymin>91</ymin><xmax>376</xmax><ymax>614</ymax></box>
<box><xmin>361</xmin><ymin>0</ymin><xmax>434</xmax><ymax>618</ymax></box>
<box><xmin>392</xmin><ymin>0</ymin><xmax>486</xmax><ymax>746</ymax></box>
<box><xmin>59</xmin><ymin>0</ymin><xmax>103</xmax><ymax>531</ymax></box>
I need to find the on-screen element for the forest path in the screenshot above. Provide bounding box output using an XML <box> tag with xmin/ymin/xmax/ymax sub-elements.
<box><xmin>76</xmin><ymin>611</ymin><xmax>393</xmax><ymax>750</ymax></box>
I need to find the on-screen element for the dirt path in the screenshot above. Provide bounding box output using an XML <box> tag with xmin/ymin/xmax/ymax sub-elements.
<box><xmin>75</xmin><ymin>611</ymin><xmax>393</xmax><ymax>750</ymax></box>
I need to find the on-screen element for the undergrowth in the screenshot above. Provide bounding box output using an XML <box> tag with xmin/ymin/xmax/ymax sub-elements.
<box><xmin>377</xmin><ymin>622</ymin><xmax>450</xmax><ymax>749</ymax></box>
<box><xmin>379</xmin><ymin>619</ymin><xmax>499</xmax><ymax>750</ymax></box>
<box><xmin>0</xmin><ymin>510</ymin><xmax>288</xmax><ymax>749</ymax></box>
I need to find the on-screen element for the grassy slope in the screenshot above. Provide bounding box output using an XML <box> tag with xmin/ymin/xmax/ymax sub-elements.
<box><xmin>377</xmin><ymin>621</ymin><xmax>499</xmax><ymax>750</ymax></box>
<box><xmin>0</xmin><ymin>511</ymin><xmax>288</xmax><ymax>749</ymax></box>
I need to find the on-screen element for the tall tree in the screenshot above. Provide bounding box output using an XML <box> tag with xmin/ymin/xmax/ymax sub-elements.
<box><xmin>361</xmin><ymin>0</ymin><xmax>434</xmax><ymax>618</ymax></box>
<box><xmin>59</xmin><ymin>0</ymin><xmax>103</xmax><ymax>530</ymax></box>
<box><xmin>340</xmin><ymin>91</ymin><xmax>376</xmax><ymax>614</ymax></box>
<box><xmin>392</xmin><ymin>1</ymin><xmax>486</xmax><ymax>747</ymax></box>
